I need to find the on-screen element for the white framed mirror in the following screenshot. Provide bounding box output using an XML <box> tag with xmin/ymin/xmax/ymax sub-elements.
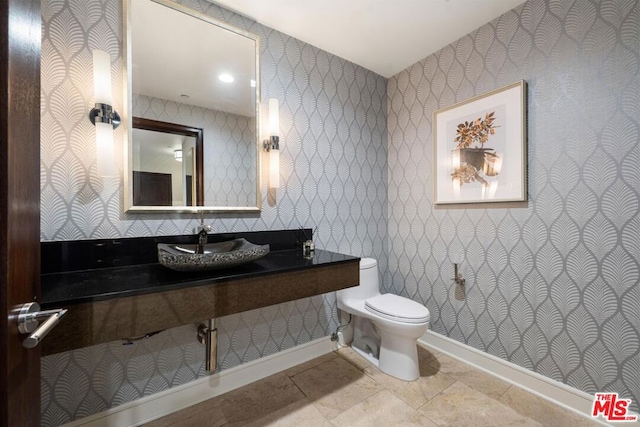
<box><xmin>123</xmin><ymin>0</ymin><xmax>261</xmax><ymax>213</ymax></box>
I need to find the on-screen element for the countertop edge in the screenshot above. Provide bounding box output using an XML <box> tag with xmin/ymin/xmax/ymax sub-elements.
<box><xmin>41</xmin><ymin>250</ymin><xmax>360</xmax><ymax>308</ymax></box>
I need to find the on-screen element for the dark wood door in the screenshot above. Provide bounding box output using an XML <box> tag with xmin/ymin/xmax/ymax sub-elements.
<box><xmin>1</xmin><ymin>0</ymin><xmax>42</xmax><ymax>425</ymax></box>
<box><xmin>133</xmin><ymin>171</ymin><xmax>174</xmax><ymax>206</ymax></box>
<box><xmin>186</xmin><ymin>174</ymin><xmax>193</xmax><ymax>206</ymax></box>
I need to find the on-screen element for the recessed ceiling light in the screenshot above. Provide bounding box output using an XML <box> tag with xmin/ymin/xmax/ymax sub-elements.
<box><xmin>219</xmin><ymin>74</ymin><xmax>234</xmax><ymax>83</ymax></box>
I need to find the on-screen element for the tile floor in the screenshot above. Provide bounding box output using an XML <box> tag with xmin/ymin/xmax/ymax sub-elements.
<box><xmin>144</xmin><ymin>345</ymin><xmax>600</xmax><ymax>426</ymax></box>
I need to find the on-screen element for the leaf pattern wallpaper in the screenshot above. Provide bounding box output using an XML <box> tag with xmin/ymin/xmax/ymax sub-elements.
<box><xmin>39</xmin><ymin>0</ymin><xmax>640</xmax><ymax>425</ymax></box>
<box><xmin>40</xmin><ymin>0</ymin><xmax>387</xmax><ymax>425</ymax></box>
<box><xmin>387</xmin><ymin>0</ymin><xmax>639</xmax><ymax>414</ymax></box>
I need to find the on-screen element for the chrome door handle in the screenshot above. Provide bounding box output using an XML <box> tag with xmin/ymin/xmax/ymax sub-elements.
<box><xmin>16</xmin><ymin>302</ymin><xmax>68</xmax><ymax>348</ymax></box>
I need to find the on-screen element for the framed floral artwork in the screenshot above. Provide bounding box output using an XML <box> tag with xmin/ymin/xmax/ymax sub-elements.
<box><xmin>433</xmin><ymin>80</ymin><xmax>527</xmax><ymax>204</ymax></box>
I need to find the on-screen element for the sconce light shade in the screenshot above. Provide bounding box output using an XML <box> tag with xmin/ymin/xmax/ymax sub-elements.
<box><xmin>269</xmin><ymin>148</ymin><xmax>279</xmax><ymax>188</ymax></box>
<box><xmin>174</xmin><ymin>149</ymin><xmax>183</xmax><ymax>162</ymax></box>
<box><xmin>451</xmin><ymin>148</ymin><xmax>461</xmax><ymax>169</ymax></box>
<box><xmin>268</xmin><ymin>98</ymin><xmax>279</xmax><ymax>137</ymax></box>
<box><xmin>93</xmin><ymin>50</ymin><xmax>111</xmax><ymax>105</ymax></box>
<box><xmin>90</xmin><ymin>50</ymin><xmax>119</xmax><ymax>177</ymax></box>
<box><xmin>263</xmin><ymin>98</ymin><xmax>280</xmax><ymax>188</ymax></box>
<box><xmin>95</xmin><ymin>122</ymin><xmax>115</xmax><ymax>176</ymax></box>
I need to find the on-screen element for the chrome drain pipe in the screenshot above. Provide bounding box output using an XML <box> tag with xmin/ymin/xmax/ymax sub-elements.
<box><xmin>198</xmin><ymin>319</ymin><xmax>217</xmax><ymax>372</ymax></box>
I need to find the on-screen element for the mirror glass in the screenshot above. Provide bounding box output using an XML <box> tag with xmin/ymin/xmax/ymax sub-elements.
<box><xmin>125</xmin><ymin>0</ymin><xmax>261</xmax><ymax>213</ymax></box>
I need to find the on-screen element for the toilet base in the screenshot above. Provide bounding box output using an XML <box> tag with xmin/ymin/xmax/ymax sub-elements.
<box><xmin>350</xmin><ymin>344</ymin><xmax>380</xmax><ymax>368</ymax></box>
<box><xmin>377</xmin><ymin>329</ymin><xmax>420</xmax><ymax>381</ymax></box>
<box><xmin>348</xmin><ymin>318</ymin><xmax>423</xmax><ymax>382</ymax></box>
<box><xmin>349</xmin><ymin>334</ymin><xmax>420</xmax><ymax>381</ymax></box>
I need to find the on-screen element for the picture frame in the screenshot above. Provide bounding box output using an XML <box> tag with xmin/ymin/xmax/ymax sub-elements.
<box><xmin>433</xmin><ymin>80</ymin><xmax>527</xmax><ymax>205</ymax></box>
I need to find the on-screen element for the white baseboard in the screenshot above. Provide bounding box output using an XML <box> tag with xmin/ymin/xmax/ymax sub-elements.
<box><xmin>419</xmin><ymin>330</ymin><xmax>638</xmax><ymax>427</ymax></box>
<box><xmin>63</xmin><ymin>337</ymin><xmax>337</xmax><ymax>427</ymax></box>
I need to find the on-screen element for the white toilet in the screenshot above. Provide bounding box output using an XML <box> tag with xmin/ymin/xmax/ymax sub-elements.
<box><xmin>337</xmin><ymin>258</ymin><xmax>430</xmax><ymax>381</ymax></box>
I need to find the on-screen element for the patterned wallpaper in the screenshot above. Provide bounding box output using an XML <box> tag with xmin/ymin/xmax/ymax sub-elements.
<box><xmin>40</xmin><ymin>0</ymin><xmax>387</xmax><ymax>425</ymax></box>
<box><xmin>133</xmin><ymin>94</ymin><xmax>257</xmax><ymax>207</ymax></box>
<box><xmin>387</xmin><ymin>0</ymin><xmax>640</xmax><ymax>412</ymax></box>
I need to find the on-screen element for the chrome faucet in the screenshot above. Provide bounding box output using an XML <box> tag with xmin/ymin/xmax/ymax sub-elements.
<box><xmin>196</xmin><ymin>213</ymin><xmax>213</xmax><ymax>254</ymax></box>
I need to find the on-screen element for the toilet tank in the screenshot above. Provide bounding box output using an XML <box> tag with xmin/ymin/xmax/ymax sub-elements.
<box><xmin>337</xmin><ymin>258</ymin><xmax>379</xmax><ymax>305</ymax></box>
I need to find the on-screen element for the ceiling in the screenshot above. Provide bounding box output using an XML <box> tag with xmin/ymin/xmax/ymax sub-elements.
<box><xmin>131</xmin><ymin>0</ymin><xmax>257</xmax><ymax>117</ymax></box>
<box><xmin>210</xmin><ymin>0</ymin><xmax>526</xmax><ymax>78</ymax></box>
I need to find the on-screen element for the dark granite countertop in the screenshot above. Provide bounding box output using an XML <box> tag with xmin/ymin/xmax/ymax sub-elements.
<box><xmin>41</xmin><ymin>249</ymin><xmax>359</xmax><ymax>308</ymax></box>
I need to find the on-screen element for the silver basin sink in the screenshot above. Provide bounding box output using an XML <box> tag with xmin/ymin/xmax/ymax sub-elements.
<box><xmin>157</xmin><ymin>238</ymin><xmax>270</xmax><ymax>272</ymax></box>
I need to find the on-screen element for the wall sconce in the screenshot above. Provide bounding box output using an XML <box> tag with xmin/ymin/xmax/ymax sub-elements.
<box><xmin>89</xmin><ymin>50</ymin><xmax>120</xmax><ymax>176</ymax></box>
<box><xmin>263</xmin><ymin>98</ymin><xmax>280</xmax><ymax>188</ymax></box>
<box><xmin>174</xmin><ymin>149</ymin><xmax>183</xmax><ymax>162</ymax></box>
<box><xmin>452</xmin><ymin>148</ymin><xmax>461</xmax><ymax>197</ymax></box>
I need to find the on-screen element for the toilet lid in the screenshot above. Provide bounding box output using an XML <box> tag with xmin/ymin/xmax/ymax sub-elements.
<box><xmin>365</xmin><ymin>293</ymin><xmax>430</xmax><ymax>324</ymax></box>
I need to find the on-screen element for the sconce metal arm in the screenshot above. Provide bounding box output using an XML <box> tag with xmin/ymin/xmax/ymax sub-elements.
<box><xmin>263</xmin><ymin>135</ymin><xmax>279</xmax><ymax>152</ymax></box>
<box><xmin>89</xmin><ymin>102</ymin><xmax>121</xmax><ymax>129</ymax></box>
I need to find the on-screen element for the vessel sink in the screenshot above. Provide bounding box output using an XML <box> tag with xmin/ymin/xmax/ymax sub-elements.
<box><xmin>157</xmin><ymin>238</ymin><xmax>270</xmax><ymax>272</ymax></box>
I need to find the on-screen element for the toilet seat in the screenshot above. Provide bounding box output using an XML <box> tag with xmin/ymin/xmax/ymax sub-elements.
<box><xmin>365</xmin><ymin>293</ymin><xmax>430</xmax><ymax>324</ymax></box>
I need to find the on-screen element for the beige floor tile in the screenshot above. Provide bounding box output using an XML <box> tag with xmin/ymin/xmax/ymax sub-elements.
<box><xmin>143</xmin><ymin>399</ymin><xmax>226</xmax><ymax>427</ymax></box>
<box><xmin>430</xmin><ymin>354</ymin><xmax>511</xmax><ymax>398</ymax></box>
<box><xmin>241</xmin><ymin>398</ymin><xmax>332</xmax><ymax>427</ymax></box>
<box><xmin>336</xmin><ymin>346</ymin><xmax>373</xmax><ymax>370</ymax></box>
<box><xmin>284</xmin><ymin>351</ymin><xmax>338</xmax><ymax>377</ymax></box>
<box><xmin>290</xmin><ymin>356</ymin><xmax>382</xmax><ymax>419</ymax></box>
<box><xmin>417</xmin><ymin>344</ymin><xmax>440</xmax><ymax>366</ymax></box>
<box><xmin>331</xmin><ymin>389</ymin><xmax>439</xmax><ymax>427</ymax></box>
<box><xmin>499</xmin><ymin>385</ymin><xmax>602</xmax><ymax>426</ymax></box>
<box><xmin>419</xmin><ymin>381</ymin><xmax>541</xmax><ymax>427</ymax></box>
<box><xmin>363</xmin><ymin>362</ymin><xmax>456</xmax><ymax>409</ymax></box>
<box><xmin>217</xmin><ymin>373</ymin><xmax>305</xmax><ymax>425</ymax></box>
<box><xmin>143</xmin><ymin>352</ymin><xmax>602</xmax><ymax>427</ymax></box>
